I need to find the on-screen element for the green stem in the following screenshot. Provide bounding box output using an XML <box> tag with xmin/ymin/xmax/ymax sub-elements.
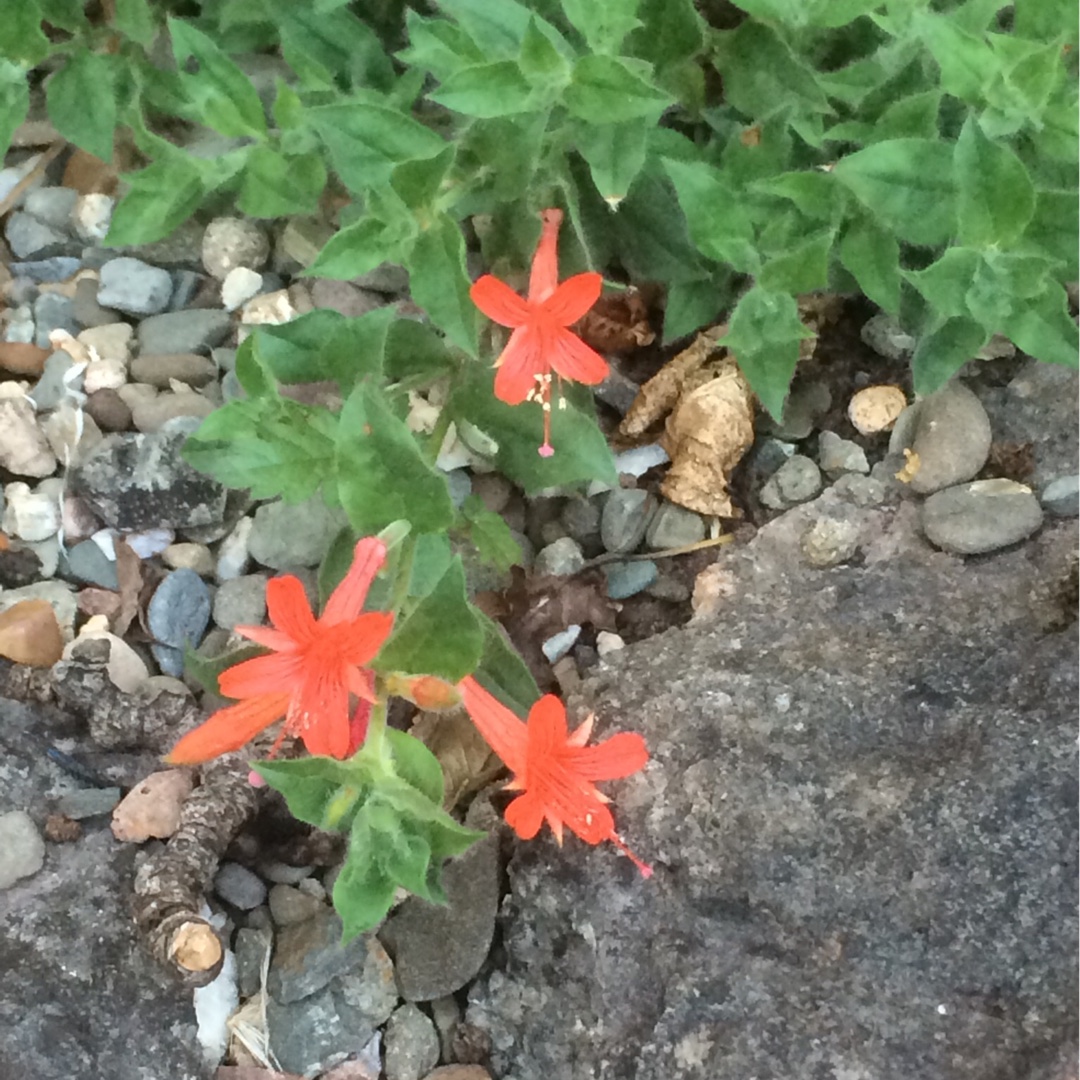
<box><xmin>389</xmin><ymin>532</ymin><xmax>417</xmax><ymax>617</ymax></box>
<box><xmin>425</xmin><ymin>405</ymin><xmax>454</xmax><ymax>467</ymax></box>
<box><xmin>363</xmin><ymin>699</ymin><xmax>389</xmax><ymax>765</ymax></box>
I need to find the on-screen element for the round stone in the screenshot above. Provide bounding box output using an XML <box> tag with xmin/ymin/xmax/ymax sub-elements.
<box><xmin>849</xmin><ymin>385</ymin><xmax>907</xmax><ymax>435</ymax></box>
<box><xmin>0</xmin><ymin>810</ymin><xmax>46</xmax><ymax>889</ymax></box>
<box><xmin>760</xmin><ymin>455</ymin><xmax>823</xmax><ymax>510</ymax></box>
<box><xmin>645</xmin><ymin>501</ymin><xmax>706</xmax><ymax>550</ymax></box>
<box><xmin>214</xmin><ymin>862</ymin><xmax>268</xmax><ymax>911</ymax></box>
<box><xmin>600</xmin><ymin>488</ymin><xmax>655</xmax><ymax>554</ymax></box>
<box><xmin>534</xmin><ymin>537</ymin><xmax>585</xmax><ymax>577</ymax></box>
<box><xmin>921</xmin><ymin>479</ymin><xmax>1044</xmax><ymax>555</ymax></box>
<box><xmin>603</xmin><ymin>559</ymin><xmax>659</xmax><ymax>599</ymax></box>
<box><xmin>800</xmin><ymin>517</ymin><xmax>861</xmax><ymax>568</ymax></box>
<box><xmin>147</xmin><ymin>568</ymin><xmax>212</xmax><ymax>649</ymax></box>
<box><xmin>818</xmin><ymin>431</ymin><xmax>869</xmax><ymax>478</ymax></box>
<box><xmin>1040</xmin><ymin>475</ymin><xmax>1079</xmax><ymax>518</ymax></box>
<box><xmin>202</xmin><ymin>217</ymin><xmax>270</xmax><ymax>280</ymax></box>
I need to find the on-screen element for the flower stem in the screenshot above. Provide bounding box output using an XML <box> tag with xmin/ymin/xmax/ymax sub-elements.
<box><xmin>425</xmin><ymin>406</ymin><xmax>454</xmax><ymax>467</ymax></box>
<box><xmin>364</xmin><ymin>699</ymin><xmax>389</xmax><ymax>764</ymax></box>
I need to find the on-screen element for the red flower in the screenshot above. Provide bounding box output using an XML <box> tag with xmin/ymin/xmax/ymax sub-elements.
<box><xmin>459</xmin><ymin>676</ymin><xmax>651</xmax><ymax>876</ymax></box>
<box><xmin>167</xmin><ymin>538</ymin><xmax>394</xmax><ymax>765</ymax></box>
<box><xmin>470</xmin><ymin>208</ymin><xmax>609</xmax><ymax>457</ymax></box>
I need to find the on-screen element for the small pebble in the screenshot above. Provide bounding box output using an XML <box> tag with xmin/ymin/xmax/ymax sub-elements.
<box><xmin>533</xmin><ymin>537</ymin><xmax>585</xmax><ymax>577</ymax></box>
<box><xmin>0</xmin><ymin>811</ymin><xmax>46</xmax><ymax>889</ymax></box>
<box><xmin>97</xmin><ymin>257</ymin><xmax>174</xmax><ymax>316</ymax></box>
<box><xmin>233</xmin><ymin>926</ymin><xmax>273</xmax><ymax>998</ymax></box>
<box><xmin>384</xmin><ymin>1003</ymin><xmax>440</xmax><ymax>1080</ymax></box>
<box><xmin>163</xmin><ymin>542</ymin><xmax>215</xmax><ymax>576</ymax></box>
<box><xmin>56</xmin><ymin>787</ymin><xmax>122</xmax><ymax>820</ymax></box>
<box><xmin>645</xmin><ymin>501</ymin><xmax>706</xmax><ymax>550</ymax></box>
<box><xmin>23</xmin><ymin>186</ymin><xmax>78</xmax><ymax>229</ymax></box>
<box><xmin>601</xmin><ymin>489</ymin><xmax>655</xmax><ymax>554</ymax></box>
<box><xmin>542</xmin><ymin>624</ymin><xmax>581</xmax><ymax>663</ymax></box>
<box><xmin>72</xmin><ymin>276</ymin><xmax>121</xmax><ymax>328</ymax></box>
<box><xmin>137</xmin><ymin>309</ymin><xmax>233</xmax><ymax>356</ymax></box>
<box><xmin>131</xmin><ymin>390</ymin><xmax>215</xmax><ymax>432</ymax></box>
<box><xmin>849</xmin><ymin>385</ymin><xmax>906</xmax><ymax>435</ymax></box>
<box><xmin>202</xmin><ymin>217</ymin><xmax>270</xmax><ymax>280</ymax></box>
<box><xmin>831</xmin><ymin>474</ymin><xmax>886</xmax><ymax>508</ymax></box>
<box><xmin>603</xmin><ymin>559</ymin><xmax>658</xmax><ymax>599</ymax></box>
<box><xmin>1040</xmin><ymin>475</ymin><xmax>1079</xmax><ymax>518</ymax></box>
<box><xmin>861</xmin><ymin>312</ymin><xmax>915</xmax><ymax>361</ymax></box>
<box><xmin>259</xmin><ymin>860</ymin><xmax>314</xmax><ymax>885</ymax></box>
<box><xmin>762</xmin><ymin>381</ymin><xmax>830</xmax><ymax>440</ymax></box>
<box><xmin>221</xmin><ymin>266</ymin><xmax>263</xmax><ymax>311</ymax></box>
<box><xmin>147</xmin><ymin>568</ymin><xmax>212</xmax><ymax>649</ymax></box>
<box><xmin>72</xmin><ymin>192</ymin><xmax>114</xmax><ymax>242</ymax></box>
<box><xmin>801</xmin><ymin>517</ymin><xmax>861</xmax><ymax>568</ymax></box>
<box><xmin>921</xmin><ymin>479</ymin><xmax>1043</xmax><ymax>555</ymax></box>
<box><xmin>818</xmin><ymin>431</ymin><xmax>869</xmax><ymax>477</ymax></box>
<box><xmin>268</xmin><ymin>882</ymin><xmax>326</xmax><ymax>927</ymax></box>
<box><xmin>6</xmin><ymin>211</ymin><xmax>70</xmax><ymax>259</ymax></box>
<box><xmin>596</xmin><ymin>631</ymin><xmax>626</xmax><ymax>657</ymax></box>
<box><xmin>214</xmin><ymin>862</ymin><xmax>269</xmax><ymax>911</ymax></box>
<box><xmin>78</xmin><ymin>322</ymin><xmax>134</xmax><ymax>364</ymax></box>
<box><xmin>3</xmin><ymin>482</ymin><xmax>60</xmax><ymax>542</ymax></box>
<box><xmin>760</xmin><ymin>455</ymin><xmax>823</xmax><ymax>510</ymax></box>
<box><xmin>645</xmin><ymin>575</ymin><xmax>692</xmax><ymax>603</ymax></box>
<box><xmin>33</xmin><ymin>294</ymin><xmax>80</xmax><ymax>348</ymax></box>
<box><xmin>129</xmin><ymin>352</ymin><xmax>217</xmax><ymax>388</ymax></box>
<box><xmin>216</xmin><ymin>517</ymin><xmax>253</xmax><ymax>581</ymax></box>
<box><xmin>213</xmin><ymin>573</ymin><xmax>269</xmax><ymax>630</ymax></box>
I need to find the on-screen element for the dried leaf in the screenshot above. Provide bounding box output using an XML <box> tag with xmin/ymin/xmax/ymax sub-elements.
<box><xmin>619</xmin><ymin>327</ymin><xmax>725</xmax><ymax>440</ymax></box>
<box><xmin>44</xmin><ymin>814</ymin><xmax>82</xmax><ymax>842</ymax></box>
<box><xmin>113</xmin><ymin>538</ymin><xmax>144</xmax><ymax>638</ymax></box>
<box><xmin>576</xmin><ymin>287</ymin><xmax>656</xmax><ymax>354</ymax></box>
<box><xmin>61</xmin><ymin>148</ymin><xmax>119</xmax><ymax>195</ymax></box>
<box><xmin>660</xmin><ymin>354</ymin><xmax>755</xmax><ymax>518</ymax></box>
<box><xmin>77</xmin><ymin>587</ymin><xmax>123</xmax><ymax>621</ymax></box>
<box><xmin>895</xmin><ymin>448</ymin><xmax>921</xmax><ymax>484</ymax></box>
<box><xmin>111</xmin><ymin>769</ymin><xmax>194</xmax><ymax>842</ymax></box>
<box><xmin>409</xmin><ymin>707</ymin><xmax>500</xmax><ymax>811</ymax></box>
<box><xmin>0</xmin><ymin>599</ymin><xmax>64</xmax><ymax>667</ymax></box>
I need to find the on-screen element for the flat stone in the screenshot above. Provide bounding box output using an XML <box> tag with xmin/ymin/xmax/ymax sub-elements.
<box><xmin>309</xmin><ymin>278</ymin><xmax>384</xmax><ymax>317</ymax></box>
<box><xmin>0</xmin><ymin>810</ymin><xmax>46</xmax><ymax>889</ymax></box>
<box><xmin>11</xmin><ymin>256</ymin><xmax>80</xmax><ymax>283</ymax></box>
<box><xmin>147</xmin><ymin>568</ymin><xmax>212</xmax><ymax>649</ymax></box>
<box><xmin>137</xmin><ymin>308</ymin><xmax>233</xmax><ymax>355</ymax></box>
<box><xmin>97</xmin><ymin>258</ymin><xmax>173</xmax><ymax>316</ymax></box>
<box><xmin>56</xmin><ymin>787</ymin><xmax>122</xmax><ymax>820</ymax></box>
<box><xmin>384</xmin><ymin>1003</ymin><xmax>440</xmax><ymax>1080</ymax></box>
<box><xmin>0</xmin><ymin>341</ymin><xmax>49</xmax><ymax>376</ymax></box>
<box><xmin>922</xmin><ymin>479</ymin><xmax>1044</xmax><ymax>555</ymax></box>
<box><xmin>600</xmin><ymin>489</ymin><xmax>656</xmax><ymax>554</ymax></box>
<box><xmin>380</xmin><ymin>832</ymin><xmax>499</xmax><ymax>1001</ymax></box>
<box><xmin>131</xmin><ymin>390</ymin><xmax>215</xmax><ymax>433</ymax></box>
<box><xmin>69</xmin><ymin>429</ymin><xmax>227</xmax><ymax>530</ymax></box>
<box><xmin>214</xmin><ymin>862</ymin><xmax>269</xmax><ymax>911</ymax></box>
<box><xmin>534</xmin><ymin>537</ymin><xmax>585</xmax><ymax>577</ymax></box>
<box><xmin>268</xmin><ymin>883</ymin><xmax>326</xmax><ymax>927</ymax></box>
<box><xmin>83</xmin><ymin>389</ymin><xmax>132</xmax><ymax>432</ymax></box>
<box><xmin>644</xmin><ymin>501</ymin><xmax>706</xmax><ymax>550</ymax></box>
<box><xmin>211</xmin><ymin>573</ymin><xmax>268</xmax><ymax>630</ymax></box>
<box><xmin>817</xmin><ymin>430</ymin><xmax>870</xmax><ymax>477</ymax></box>
<box><xmin>248</xmin><ymin>496</ymin><xmax>348</xmax><ymax>570</ymax></box>
<box><xmin>541</xmin><ymin>625</ymin><xmax>581</xmax><ymax>663</ymax></box>
<box><xmin>760</xmin><ymin>454</ymin><xmax>823</xmax><ymax>510</ymax></box>
<box><xmin>603</xmin><ymin>559</ymin><xmax>659</xmax><ymax>599</ymax></box>
<box><xmin>0</xmin><ymin>398</ymin><xmax>56</xmax><ymax>477</ymax></box>
<box><xmin>234</xmin><ymin>926</ymin><xmax>273</xmax><ymax>999</ymax></box>
<box><xmin>1041</xmin><ymin>475</ymin><xmax>1080</xmax><ymax>518</ymax></box>
<box><xmin>72</xmin><ymin>276</ymin><xmax>121</xmax><ymax>328</ymax></box>
<box><xmin>129</xmin><ymin>352</ymin><xmax>217</xmax><ymax>388</ymax></box>
<box><xmin>23</xmin><ymin>186</ymin><xmax>78</xmax><ymax>229</ymax></box>
<box><xmin>5</xmin><ymin>211</ymin><xmax>72</xmax><ymax>259</ymax></box>
<box><xmin>61</xmin><ymin>538</ymin><xmax>119</xmax><ymax>590</ymax></box>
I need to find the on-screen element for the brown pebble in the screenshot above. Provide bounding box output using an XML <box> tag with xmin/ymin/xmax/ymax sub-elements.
<box><xmin>44</xmin><ymin>814</ymin><xmax>82</xmax><ymax>843</ymax></box>
<box><xmin>84</xmin><ymin>388</ymin><xmax>133</xmax><ymax>431</ymax></box>
<box><xmin>0</xmin><ymin>341</ymin><xmax>49</xmax><ymax>376</ymax></box>
<box><xmin>129</xmin><ymin>352</ymin><xmax>217</xmax><ymax>388</ymax></box>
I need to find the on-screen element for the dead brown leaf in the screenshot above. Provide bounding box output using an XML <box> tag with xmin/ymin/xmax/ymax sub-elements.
<box><xmin>0</xmin><ymin>599</ymin><xmax>64</xmax><ymax>667</ymax></box>
<box><xmin>576</xmin><ymin>287</ymin><xmax>656</xmax><ymax>354</ymax></box>
<box><xmin>409</xmin><ymin>708</ymin><xmax>500</xmax><ymax>811</ymax></box>
<box><xmin>76</xmin><ymin>587</ymin><xmax>123</xmax><ymax>621</ymax></box>
<box><xmin>113</xmin><ymin>538</ymin><xmax>145</xmax><ymax>638</ymax></box>
<box><xmin>61</xmin><ymin>148</ymin><xmax>120</xmax><ymax>195</ymax></box>
<box><xmin>660</xmin><ymin>353</ymin><xmax>755</xmax><ymax>518</ymax></box>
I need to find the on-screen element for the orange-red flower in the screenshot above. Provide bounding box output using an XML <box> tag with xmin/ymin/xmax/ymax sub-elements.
<box><xmin>458</xmin><ymin>675</ymin><xmax>651</xmax><ymax>875</ymax></box>
<box><xmin>167</xmin><ymin>538</ymin><xmax>394</xmax><ymax>765</ymax></box>
<box><xmin>470</xmin><ymin>208</ymin><xmax>609</xmax><ymax>457</ymax></box>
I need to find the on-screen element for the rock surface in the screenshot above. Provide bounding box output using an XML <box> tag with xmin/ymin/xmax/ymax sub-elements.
<box><xmin>467</xmin><ymin>521</ymin><xmax>1079</xmax><ymax>1080</ymax></box>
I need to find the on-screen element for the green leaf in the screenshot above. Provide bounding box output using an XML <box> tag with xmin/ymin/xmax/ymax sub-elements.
<box><xmin>386</xmin><ymin>728</ymin><xmax>445</xmax><ymax>806</ymax></box>
<box><xmin>183</xmin><ymin>641</ymin><xmax>267</xmax><ymax>698</ymax></box>
<box><xmin>839</xmin><ymin>219</ymin><xmax>901</xmax><ymax>315</ymax></box>
<box><xmin>406</xmin><ymin>215</ymin><xmax>477</xmax><ymax>355</ymax></box>
<box><xmin>918</xmin><ymin>13</ymin><xmax>997</xmax><ymax>103</ymax></box>
<box><xmin>0</xmin><ymin>61</ymin><xmax>30</xmax><ymax>157</ymax></box>
<box><xmin>46</xmin><ymin>52</ymin><xmax>116</xmax><ymax>163</ymax></box>
<box><xmin>833</xmin><ymin>139</ymin><xmax>957</xmax><ymax>247</ymax></box>
<box><xmin>0</xmin><ymin>2</ymin><xmax>48</xmax><ymax>66</ymax></box>
<box><xmin>39</xmin><ymin>0</ymin><xmax>86</xmax><ymax>30</ymax></box>
<box><xmin>252</xmin><ymin>756</ymin><xmax>359</xmax><ymax>827</ymax></box>
<box><xmin>723</xmin><ymin>287</ymin><xmax>814</xmax><ymax>422</ymax></box>
<box><xmin>317</xmin><ymin>526</ymin><xmax>359</xmax><ymax>608</ymax></box>
<box><xmin>399</xmin><ymin>10</ymin><xmax>487</xmax><ymax>82</ymax></box>
<box><xmin>392</xmin><ymin>147</ymin><xmax>456</xmax><ymax>211</ymax></box>
<box><xmin>430</xmin><ymin>60</ymin><xmax>534</xmax><ymax>118</ymax></box>
<box><xmin>239</xmin><ymin>146</ymin><xmax>326</xmax><ymax>218</ymax></box>
<box><xmin>384</xmin><ymin>319</ymin><xmax>457</xmax><ymax>382</ymax></box>
<box><xmin>662</xmin><ymin>158</ymin><xmax>758</xmax><ymax>273</ymax></box>
<box><xmin>759</xmin><ymin>230</ymin><xmax>834</xmax><ymax>294</ymax></box>
<box><xmin>334</xmin><ymin>834</ymin><xmax>398</xmax><ymax>939</ymax></box>
<box><xmin>564</xmin><ymin>56</ymin><xmax>672</xmax><ymax>125</ymax></box>
<box><xmin>576</xmin><ymin>119</ymin><xmax>648</xmax><ymax>208</ymax></box>
<box><xmin>168</xmin><ymin>17</ymin><xmax>267</xmax><ymax>139</ymax></box>
<box><xmin>911</xmin><ymin>317</ymin><xmax>988</xmax><ymax>395</ymax></box>
<box><xmin>460</xmin><ymin>495</ymin><xmax>522</xmax><ymax>574</ymax></box>
<box><xmin>560</xmin><ymin>0</ymin><xmax>641</xmax><ymax>53</ymax></box>
<box><xmin>434</xmin><ymin>0</ymin><xmax>572</xmax><ymax>59</ymax></box>
<box><xmin>376</xmin><ymin>559</ymin><xmax>483</xmax><ymax>682</ymax></box>
<box><xmin>337</xmin><ymin>383</ymin><xmax>456</xmax><ymax>534</ymax></box>
<box><xmin>1023</xmin><ymin>190</ymin><xmax>1078</xmax><ymax>279</ymax></box>
<box><xmin>752</xmin><ymin>171</ymin><xmax>844</xmax><ymax>222</ymax></box>
<box><xmin>954</xmin><ymin>116</ymin><xmax>1036</xmax><ymax>248</ymax></box>
<box><xmin>904</xmin><ymin>247</ymin><xmax>981</xmax><ymax>319</ymax></box>
<box><xmin>184</xmin><ymin>399</ymin><xmax>339</xmax><ymax>501</ymax></box>
<box><xmin>626</xmin><ymin>0</ymin><xmax>704</xmax><ymax>69</ymax></box>
<box><xmin>519</xmin><ymin>16</ymin><xmax>569</xmax><ymax>83</ymax></box>
<box><xmin>663</xmin><ymin>278</ymin><xmax>720</xmax><ymax>342</ymax></box>
<box><xmin>459</xmin><ymin>112</ymin><xmax>548</xmax><ymax>202</ymax></box>
<box><xmin>408</xmin><ymin>533</ymin><xmax>454</xmax><ymax>598</ymax></box>
<box><xmin>964</xmin><ymin>251</ymin><xmax>1052</xmax><ymax>329</ymax></box>
<box><xmin>473</xmin><ymin>611</ymin><xmax>540</xmax><ymax>714</ymax></box>
<box><xmin>104</xmin><ymin>159</ymin><xmax>205</xmax><ymax>246</ymax></box>
<box><xmin>309</xmin><ymin>103</ymin><xmax>447</xmax><ymax>191</ymax></box>
<box><xmin>1003</xmin><ymin>283</ymin><xmax>1080</xmax><ymax>369</ymax></box>
<box><xmin>305</xmin><ymin>217</ymin><xmax>408</xmax><ymax>280</ymax></box>
<box><xmin>254</xmin><ymin>307</ymin><xmax>396</xmax><ymax>391</ymax></box>
<box><xmin>114</xmin><ymin>0</ymin><xmax>155</xmax><ymax>46</ymax></box>
<box><xmin>451</xmin><ymin>368</ymin><xmax>617</xmax><ymax>494</ymax></box>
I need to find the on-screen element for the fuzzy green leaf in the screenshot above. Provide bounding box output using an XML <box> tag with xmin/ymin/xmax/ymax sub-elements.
<box><xmin>46</xmin><ymin>52</ymin><xmax>116</xmax><ymax>163</ymax></box>
<box><xmin>406</xmin><ymin>215</ymin><xmax>477</xmax><ymax>355</ymax></box>
<box><xmin>839</xmin><ymin>219</ymin><xmax>901</xmax><ymax>315</ymax></box>
<box><xmin>430</xmin><ymin>61</ymin><xmax>534</xmax><ymax>117</ymax></box>
<box><xmin>565</xmin><ymin>55</ymin><xmax>672</xmax><ymax>124</ymax></box>
<box><xmin>911</xmin><ymin>317</ymin><xmax>988</xmax><ymax>395</ymax></box>
<box><xmin>105</xmin><ymin>159</ymin><xmax>205</xmax><ymax>246</ymax></box>
<box><xmin>239</xmin><ymin>146</ymin><xmax>326</xmax><ymax>218</ymax></box>
<box><xmin>954</xmin><ymin>116</ymin><xmax>1035</xmax><ymax>248</ymax></box>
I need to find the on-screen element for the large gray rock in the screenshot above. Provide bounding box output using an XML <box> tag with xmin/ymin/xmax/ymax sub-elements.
<box><xmin>0</xmin><ymin>696</ymin><xmax>207</xmax><ymax>1080</ymax></box>
<box><xmin>468</xmin><ymin>522</ymin><xmax>1079</xmax><ymax>1080</ymax></box>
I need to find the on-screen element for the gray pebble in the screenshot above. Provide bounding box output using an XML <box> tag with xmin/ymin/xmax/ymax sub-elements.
<box><xmin>129</xmin><ymin>352</ymin><xmax>217</xmax><ymax>388</ymax></box>
<box><xmin>384</xmin><ymin>1003</ymin><xmax>440</xmax><ymax>1080</ymax></box>
<box><xmin>801</xmin><ymin>516</ymin><xmax>861</xmax><ymax>568</ymax></box>
<box><xmin>268</xmin><ymin>882</ymin><xmax>326</xmax><ymax>927</ymax></box>
<box><xmin>818</xmin><ymin>431</ymin><xmax>869</xmax><ymax>477</ymax></box>
<box><xmin>750</xmin><ymin>438</ymin><xmax>797</xmax><ymax>479</ymax></box>
<box><xmin>760</xmin><ymin>455</ymin><xmax>823</xmax><ymax>510</ymax></box>
<box><xmin>233</xmin><ymin>926</ymin><xmax>273</xmax><ymax>998</ymax></box>
<box><xmin>861</xmin><ymin>312</ymin><xmax>915</xmax><ymax>361</ymax></box>
<box><xmin>258</xmin><ymin>860</ymin><xmax>314</xmax><ymax>885</ymax></box>
<box><xmin>645</xmin><ymin>575</ymin><xmax>691</xmax><ymax>603</ymax></box>
<box><xmin>213</xmin><ymin>573</ymin><xmax>269</xmax><ymax>630</ymax></box>
<box><xmin>831</xmin><ymin>473</ymin><xmax>887</xmax><ymax>507</ymax></box>
<box><xmin>28</xmin><ymin>351</ymin><xmax>81</xmax><ymax>410</ymax></box>
<box><xmin>72</xmin><ymin>277</ymin><xmax>121</xmax><ymax>328</ymax></box>
<box><xmin>593</xmin><ymin>366</ymin><xmax>641</xmax><ymax>416</ymax></box>
<box><xmin>444</xmin><ymin>468</ymin><xmax>472</xmax><ymax>508</ymax></box>
<box><xmin>890</xmin><ymin>382</ymin><xmax>991</xmax><ymax>495</ymax></box>
<box><xmin>0</xmin><ymin>810</ymin><xmax>46</xmax><ymax>889</ymax></box>
<box><xmin>6</xmin><ymin>211</ymin><xmax>71</xmax><ymax>259</ymax></box>
<box><xmin>147</xmin><ymin>568</ymin><xmax>212</xmax><ymax>649</ymax></box>
<box><xmin>167</xmin><ymin>269</ymin><xmax>205</xmax><ymax>312</ymax></box>
<box><xmin>762</xmin><ymin>381</ymin><xmax>831</xmax><ymax>440</ymax></box>
<box><xmin>538</xmin><ymin>519</ymin><xmax>567</xmax><ymax>546</ymax></box>
<box><xmin>4</xmin><ymin>303</ymin><xmax>35</xmax><ymax>343</ymax></box>
<box><xmin>11</xmin><ymin>257</ymin><xmax>81</xmax><ymax>283</ymax></box>
<box><xmin>247</xmin><ymin>497</ymin><xmax>347</xmax><ymax>570</ymax></box>
<box><xmin>645</xmin><ymin>501</ymin><xmax>706</xmax><ymax>550</ymax></box>
<box><xmin>202</xmin><ymin>217</ymin><xmax>270</xmax><ymax>279</ymax></box>
<box><xmin>604</xmin><ymin>559</ymin><xmax>659</xmax><ymax>599</ymax></box>
<box><xmin>1040</xmin><ymin>475</ymin><xmax>1079</xmax><ymax>518</ymax></box>
<box><xmin>922</xmin><ymin>479</ymin><xmax>1044</xmax><ymax>555</ymax></box>
<box><xmin>97</xmin><ymin>257</ymin><xmax>174</xmax><ymax>316</ymax></box>
<box><xmin>560</xmin><ymin>496</ymin><xmax>601</xmax><ymax>545</ymax></box>
<box><xmin>471</xmin><ymin>472</ymin><xmax>514</xmax><ymax>514</ymax></box>
<box><xmin>534</xmin><ymin>536</ymin><xmax>585</xmax><ymax>577</ymax></box>
<box><xmin>150</xmin><ymin>643</ymin><xmax>185</xmax><ymax>676</ymax></box>
<box><xmin>23</xmin><ymin>186</ymin><xmax>78</xmax><ymax>229</ymax></box>
<box><xmin>32</xmin><ymin>293</ymin><xmax>80</xmax><ymax>348</ymax></box>
<box><xmin>56</xmin><ymin>787</ymin><xmax>122</xmax><ymax>820</ymax></box>
<box><xmin>541</xmin><ymin>624</ymin><xmax>581</xmax><ymax>663</ymax></box>
<box><xmin>61</xmin><ymin>539</ymin><xmax>119</xmax><ymax>590</ymax></box>
<box><xmin>137</xmin><ymin>309</ymin><xmax>233</xmax><ymax>355</ymax></box>
<box><xmin>215</xmin><ymin>861</ymin><xmax>269</xmax><ymax>911</ymax></box>
<box><xmin>601</xmin><ymin>488</ymin><xmax>656</xmax><ymax>554</ymax></box>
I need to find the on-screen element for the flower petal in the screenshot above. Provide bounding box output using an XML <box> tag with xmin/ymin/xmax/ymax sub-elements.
<box><xmin>233</xmin><ymin>625</ymin><xmax>297</xmax><ymax>653</ymax></box>
<box><xmin>540</xmin><ymin>273</ymin><xmax>602</xmax><ymax>326</ymax></box>
<box><xmin>527</xmin><ymin>209</ymin><xmax>563</xmax><ymax>305</ymax></box>
<box><xmin>493</xmin><ymin>326</ymin><xmax>545</xmax><ymax>405</ymax></box>
<box><xmin>504</xmin><ymin>790</ymin><xmax>547</xmax><ymax>840</ymax></box>
<box><xmin>218</xmin><ymin>650</ymin><xmax>306</xmax><ymax>700</ymax></box>
<box><xmin>338</xmin><ymin>611</ymin><xmax>395</xmax><ymax>667</ymax></box>
<box><xmin>165</xmin><ymin>693</ymin><xmax>290</xmax><ymax>764</ymax></box>
<box><xmin>322</xmin><ymin>537</ymin><xmax>388</xmax><ymax>625</ymax></box>
<box><xmin>573</xmin><ymin>731</ymin><xmax>649</xmax><ymax>782</ymax></box>
<box><xmin>549</xmin><ymin>326</ymin><xmax>609</xmax><ymax>386</ymax></box>
<box><xmin>285</xmin><ymin>667</ymin><xmax>351</xmax><ymax>759</ymax></box>
<box><xmin>471</xmin><ymin>276</ymin><xmax>533</xmax><ymax>327</ymax></box>
<box><xmin>459</xmin><ymin>676</ymin><xmax>529</xmax><ymax>773</ymax></box>
<box><xmin>265</xmin><ymin>575</ymin><xmax>317</xmax><ymax>644</ymax></box>
<box><xmin>347</xmin><ymin>664</ymin><xmax>377</xmax><ymax>702</ymax></box>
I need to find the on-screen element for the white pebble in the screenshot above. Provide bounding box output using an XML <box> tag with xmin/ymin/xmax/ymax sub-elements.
<box><xmin>596</xmin><ymin>631</ymin><xmax>626</xmax><ymax>657</ymax></box>
<box><xmin>221</xmin><ymin>266</ymin><xmax>262</xmax><ymax>312</ymax></box>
